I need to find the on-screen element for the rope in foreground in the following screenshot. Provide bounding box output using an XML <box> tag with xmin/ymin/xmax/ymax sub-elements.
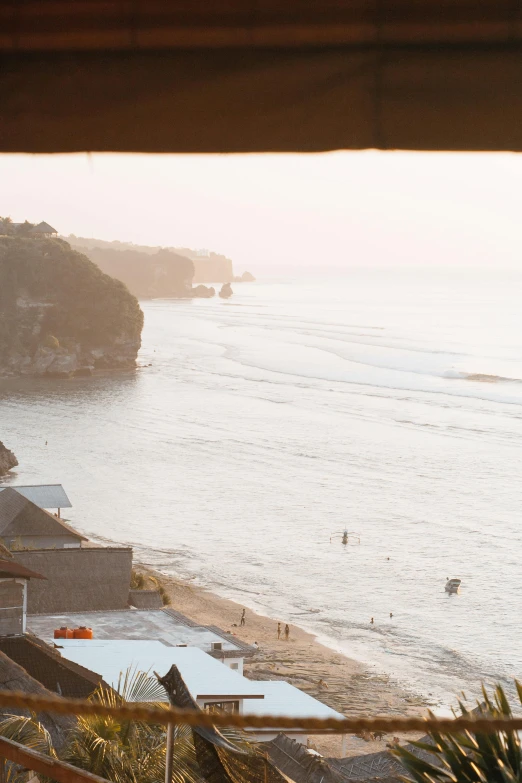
<box><xmin>0</xmin><ymin>689</ymin><xmax>520</xmax><ymax>735</ymax></box>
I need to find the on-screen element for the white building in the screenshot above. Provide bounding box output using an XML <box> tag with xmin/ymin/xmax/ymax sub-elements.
<box><xmin>54</xmin><ymin>638</ymin><xmax>344</xmax><ymax>744</ymax></box>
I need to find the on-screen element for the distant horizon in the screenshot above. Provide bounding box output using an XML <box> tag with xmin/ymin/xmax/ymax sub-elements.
<box><xmin>1</xmin><ymin>151</ymin><xmax>522</xmax><ymax>273</ymax></box>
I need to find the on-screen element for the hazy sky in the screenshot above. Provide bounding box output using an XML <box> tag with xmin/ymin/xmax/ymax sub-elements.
<box><xmin>1</xmin><ymin>152</ymin><xmax>521</xmax><ymax>272</ymax></box>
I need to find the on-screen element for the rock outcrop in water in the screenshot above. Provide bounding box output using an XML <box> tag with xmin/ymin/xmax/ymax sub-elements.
<box><xmin>192</xmin><ymin>285</ymin><xmax>215</xmax><ymax>298</ymax></box>
<box><xmin>233</xmin><ymin>271</ymin><xmax>256</xmax><ymax>282</ymax></box>
<box><xmin>0</xmin><ymin>229</ymin><xmax>143</xmax><ymax>377</ymax></box>
<box><xmin>219</xmin><ymin>283</ymin><xmax>233</xmax><ymax>299</ymax></box>
<box><xmin>0</xmin><ymin>441</ymin><xmax>18</xmax><ymax>475</ymax></box>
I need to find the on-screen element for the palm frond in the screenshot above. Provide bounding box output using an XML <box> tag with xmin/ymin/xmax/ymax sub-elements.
<box><xmin>0</xmin><ymin>714</ymin><xmax>56</xmax><ymax>757</ymax></box>
<box><xmin>393</xmin><ymin>682</ymin><xmax>522</xmax><ymax>783</ymax></box>
<box><xmin>116</xmin><ymin>667</ymin><xmax>168</xmax><ymax>704</ymax></box>
<box><xmin>0</xmin><ymin>714</ymin><xmax>57</xmax><ymax>783</ymax></box>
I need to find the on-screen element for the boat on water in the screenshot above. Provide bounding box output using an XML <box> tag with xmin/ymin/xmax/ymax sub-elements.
<box><xmin>445</xmin><ymin>578</ymin><xmax>461</xmax><ymax>593</ymax></box>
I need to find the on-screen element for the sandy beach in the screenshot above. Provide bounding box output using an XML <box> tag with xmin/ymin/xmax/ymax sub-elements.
<box><xmin>136</xmin><ymin>563</ymin><xmax>428</xmax><ymax>757</ymax></box>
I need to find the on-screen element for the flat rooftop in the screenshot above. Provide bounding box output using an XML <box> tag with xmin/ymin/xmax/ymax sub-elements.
<box><xmin>56</xmin><ymin>639</ymin><xmax>344</xmax><ymax>733</ymax></box>
<box><xmin>27</xmin><ymin>608</ymin><xmax>253</xmax><ymax>657</ymax></box>
<box><xmin>56</xmin><ymin>641</ymin><xmax>263</xmax><ymax>701</ymax></box>
<box><xmin>245</xmin><ymin>680</ymin><xmax>344</xmax><ymax>731</ymax></box>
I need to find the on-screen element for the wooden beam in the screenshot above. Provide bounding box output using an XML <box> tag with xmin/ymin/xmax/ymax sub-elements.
<box><xmin>1</xmin><ymin>1</ymin><xmax>522</xmax><ymax>52</ymax></box>
<box><xmin>2</xmin><ymin>45</ymin><xmax>522</xmax><ymax>153</ymax></box>
<box><xmin>0</xmin><ymin>735</ymin><xmax>109</xmax><ymax>783</ymax></box>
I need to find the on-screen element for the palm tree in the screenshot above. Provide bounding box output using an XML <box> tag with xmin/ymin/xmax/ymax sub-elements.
<box><xmin>0</xmin><ymin>668</ymin><xmax>201</xmax><ymax>783</ymax></box>
<box><xmin>393</xmin><ymin>681</ymin><xmax>522</xmax><ymax>783</ymax></box>
<box><xmin>0</xmin><ymin>714</ymin><xmax>57</xmax><ymax>783</ymax></box>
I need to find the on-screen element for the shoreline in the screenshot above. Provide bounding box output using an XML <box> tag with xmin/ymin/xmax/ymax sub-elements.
<box><xmin>136</xmin><ymin>560</ymin><xmax>428</xmax><ymax>757</ymax></box>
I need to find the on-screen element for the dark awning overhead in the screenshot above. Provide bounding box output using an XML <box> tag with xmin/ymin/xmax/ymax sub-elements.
<box><xmin>1</xmin><ymin>1</ymin><xmax>522</xmax><ymax>153</ymax></box>
<box><xmin>0</xmin><ymin>559</ymin><xmax>46</xmax><ymax>580</ymax></box>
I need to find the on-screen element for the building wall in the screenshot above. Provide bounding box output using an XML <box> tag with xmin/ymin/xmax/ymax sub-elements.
<box><xmin>223</xmin><ymin>657</ymin><xmax>243</xmax><ymax>675</ymax></box>
<box><xmin>196</xmin><ymin>697</ymin><xmax>244</xmax><ymax>713</ymax></box>
<box><xmin>128</xmin><ymin>589</ymin><xmax>163</xmax><ymax>609</ymax></box>
<box><xmin>13</xmin><ymin>548</ymin><xmax>132</xmax><ymax>613</ymax></box>
<box><xmin>2</xmin><ymin>535</ymin><xmax>81</xmax><ymax>551</ymax></box>
<box><xmin>0</xmin><ymin>579</ymin><xmax>24</xmax><ymax>635</ymax></box>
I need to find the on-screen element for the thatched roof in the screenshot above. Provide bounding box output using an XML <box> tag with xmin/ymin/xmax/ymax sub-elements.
<box><xmin>266</xmin><ymin>731</ymin><xmax>440</xmax><ymax>783</ymax></box>
<box><xmin>0</xmin><ymin>649</ymin><xmax>75</xmax><ymax>751</ymax></box>
<box><xmin>29</xmin><ymin>222</ymin><xmax>57</xmax><ymax>235</ymax></box>
<box><xmin>0</xmin><ymin>635</ymin><xmax>105</xmax><ymax>699</ymax></box>
<box><xmin>0</xmin><ymin>488</ymin><xmax>86</xmax><ymax>541</ymax></box>
<box><xmin>267</xmin><ymin>734</ymin><xmax>342</xmax><ymax>783</ymax></box>
<box><xmin>1</xmin><ymin>2</ymin><xmax>521</xmax><ymax>152</ymax></box>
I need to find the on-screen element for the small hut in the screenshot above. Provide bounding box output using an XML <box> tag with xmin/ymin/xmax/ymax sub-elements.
<box><xmin>29</xmin><ymin>221</ymin><xmax>57</xmax><ymax>237</ymax></box>
<box><xmin>0</xmin><ymin>488</ymin><xmax>86</xmax><ymax>551</ymax></box>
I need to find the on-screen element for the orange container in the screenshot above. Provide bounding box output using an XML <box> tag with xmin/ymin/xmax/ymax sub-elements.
<box><xmin>73</xmin><ymin>626</ymin><xmax>93</xmax><ymax>639</ymax></box>
<box><xmin>54</xmin><ymin>627</ymin><xmax>73</xmax><ymax>639</ymax></box>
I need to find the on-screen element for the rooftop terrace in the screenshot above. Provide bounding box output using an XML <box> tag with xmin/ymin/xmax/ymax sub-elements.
<box><xmin>28</xmin><ymin>607</ymin><xmax>254</xmax><ymax>659</ymax></box>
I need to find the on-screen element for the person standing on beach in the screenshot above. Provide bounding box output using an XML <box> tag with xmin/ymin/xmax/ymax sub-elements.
<box><xmin>370</xmin><ymin>617</ymin><xmax>374</xmax><ymax>624</ymax></box>
<box><xmin>240</xmin><ymin>609</ymin><xmax>246</xmax><ymax>627</ymax></box>
<box><xmin>284</xmin><ymin>624</ymin><xmax>290</xmax><ymax>641</ymax></box>
<box><xmin>277</xmin><ymin>623</ymin><xmax>281</xmax><ymax>640</ymax></box>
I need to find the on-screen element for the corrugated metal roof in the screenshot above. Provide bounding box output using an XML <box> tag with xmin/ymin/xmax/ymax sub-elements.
<box><xmin>56</xmin><ymin>641</ymin><xmax>263</xmax><ymax>701</ymax></box>
<box><xmin>0</xmin><ymin>485</ymin><xmax>72</xmax><ymax>509</ymax></box>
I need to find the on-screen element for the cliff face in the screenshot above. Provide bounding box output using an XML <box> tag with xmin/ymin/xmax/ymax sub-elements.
<box><xmin>0</xmin><ymin>236</ymin><xmax>143</xmax><ymax>376</ymax></box>
<box><xmin>176</xmin><ymin>249</ymin><xmax>234</xmax><ymax>283</ymax></box>
<box><xmin>0</xmin><ymin>441</ymin><xmax>18</xmax><ymax>475</ymax></box>
<box><xmin>85</xmin><ymin>247</ymin><xmax>195</xmax><ymax>298</ymax></box>
<box><xmin>69</xmin><ymin>237</ymin><xmax>237</xmax><ymax>285</ymax></box>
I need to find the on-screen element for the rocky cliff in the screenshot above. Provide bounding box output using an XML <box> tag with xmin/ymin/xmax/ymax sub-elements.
<box><xmin>0</xmin><ymin>235</ymin><xmax>143</xmax><ymax>377</ymax></box>
<box><xmin>67</xmin><ymin>237</ymin><xmax>254</xmax><ymax>287</ymax></box>
<box><xmin>84</xmin><ymin>247</ymin><xmax>195</xmax><ymax>298</ymax></box>
<box><xmin>0</xmin><ymin>441</ymin><xmax>18</xmax><ymax>475</ymax></box>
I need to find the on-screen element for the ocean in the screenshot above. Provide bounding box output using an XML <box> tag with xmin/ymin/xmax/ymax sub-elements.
<box><xmin>1</xmin><ymin>268</ymin><xmax>522</xmax><ymax>708</ymax></box>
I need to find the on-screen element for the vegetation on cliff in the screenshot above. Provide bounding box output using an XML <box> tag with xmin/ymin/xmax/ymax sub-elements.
<box><xmin>0</xmin><ymin>227</ymin><xmax>143</xmax><ymax>375</ymax></box>
<box><xmin>0</xmin><ymin>441</ymin><xmax>18</xmax><ymax>475</ymax></box>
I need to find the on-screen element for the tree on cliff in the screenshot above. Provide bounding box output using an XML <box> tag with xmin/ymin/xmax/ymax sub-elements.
<box><xmin>0</xmin><ymin>234</ymin><xmax>144</xmax><ymax>373</ymax></box>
